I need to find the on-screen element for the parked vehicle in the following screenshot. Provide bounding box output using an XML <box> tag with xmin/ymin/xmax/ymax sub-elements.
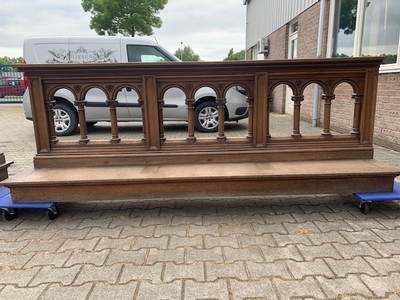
<box><xmin>22</xmin><ymin>36</ymin><xmax>248</xmax><ymax>136</ymax></box>
<box><xmin>0</xmin><ymin>77</ymin><xmax>26</xmax><ymax>98</ymax></box>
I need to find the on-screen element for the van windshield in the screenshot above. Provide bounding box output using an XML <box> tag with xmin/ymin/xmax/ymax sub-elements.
<box><xmin>127</xmin><ymin>45</ymin><xmax>172</xmax><ymax>62</ymax></box>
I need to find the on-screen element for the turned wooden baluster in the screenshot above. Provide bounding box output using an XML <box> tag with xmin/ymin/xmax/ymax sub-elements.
<box><xmin>246</xmin><ymin>96</ymin><xmax>254</xmax><ymax>141</ymax></box>
<box><xmin>186</xmin><ymin>98</ymin><xmax>196</xmax><ymax>142</ymax></box>
<box><xmin>266</xmin><ymin>95</ymin><xmax>273</xmax><ymax>139</ymax></box>
<box><xmin>106</xmin><ymin>98</ymin><xmax>120</xmax><ymax>144</ymax></box>
<box><xmin>46</xmin><ymin>97</ymin><xmax>58</xmax><ymax>146</ymax></box>
<box><xmin>158</xmin><ymin>98</ymin><xmax>166</xmax><ymax>143</ymax></box>
<box><xmin>291</xmin><ymin>95</ymin><xmax>304</xmax><ymax>138</ymax></box>
<box><xmin>75</xmin><ymin>98</ymin><xmax>89</xmax><ymax>144</ymax></box>
<box><xmin>321</xmin><ymin>93</ymin><xmax>335</xmax><ymax>137</ymax></box>
<box><xmin>138</xmin><ymin>98</ymin><xmax>146</xmax><ymax>143</ymax></box>
<box><xmin>351</xmin><ymin>93</ymin><xmax>362</xmax><ymax>136</ymax></box>
<box><xmin>216</xmin><ymin>97</ymin><xmax>226</xmax><ymax>141</ymax></box>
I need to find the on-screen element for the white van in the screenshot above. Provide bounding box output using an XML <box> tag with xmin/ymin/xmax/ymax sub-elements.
<box><xmin>23</xmin><ymin>36</ymin><xmax>248</xmax><ymax>135</ymax></box>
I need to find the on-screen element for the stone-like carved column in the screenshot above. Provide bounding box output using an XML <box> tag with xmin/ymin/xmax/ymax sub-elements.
<box><xmin>186</xmin><ymin>98</ymin><xmax>196</xmax><ymax>142</ymax></box>
<box><xmin>216</xmin><ymin>97</ymin><xmax>226</xmax><ymax>141</ymax></box>
<box><xmin>291</xmin><ymin>95</ymin><xmax>304</xmax><ymax>138</ymax></box>
<box><xmin>321</xmin><ymin>93</ymin><xmax>335</xmax><ymax>137</ymax></box>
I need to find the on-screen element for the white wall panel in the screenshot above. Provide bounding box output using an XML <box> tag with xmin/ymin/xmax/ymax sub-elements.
<box><xmin>245</xmin><ymin>0</ymin><xmax>318</xmax><ymax>49</ymax></box>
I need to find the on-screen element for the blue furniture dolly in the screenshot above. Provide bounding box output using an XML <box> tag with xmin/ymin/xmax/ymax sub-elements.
<box><xmin>354</xmin><ymin>180</ymin><xmax>400</xmax><ymax>214</ymax></box>
<box><xmin>0</xmin><ymin>185</ymin><xmax>60</xmax><ymax>220</ymax></box>
<box><xmin>0</xmin><ymin>154</ymin><xmax>59</xmax><ymax>221</ymax></box>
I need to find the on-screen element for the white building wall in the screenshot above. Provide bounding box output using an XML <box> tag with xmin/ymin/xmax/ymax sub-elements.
<box><xmin>245</xmin><ymin>0</ymin><xmax>318</xmax><ymax>50</ymax></box>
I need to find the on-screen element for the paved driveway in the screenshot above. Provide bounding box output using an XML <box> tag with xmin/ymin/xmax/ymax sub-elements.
<box><xmin>1</xmin><ymin>104</ymin><xmax>400</xmax><ymax>300</ymax></box>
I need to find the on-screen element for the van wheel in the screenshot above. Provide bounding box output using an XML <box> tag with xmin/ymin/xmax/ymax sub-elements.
<box><xmin>53</xmin><ymin>103</ymin><xmax>78</xmax><ymax>136</ymax></box>
<box><xmin>194</xmin><ymin>101</ymin><xmax>219</xmax><ymax>132</ymax></box>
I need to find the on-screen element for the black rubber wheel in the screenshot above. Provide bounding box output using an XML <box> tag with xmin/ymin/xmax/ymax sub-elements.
<box><xmin>194</xmin><ymin>101</ymin><xmax>219</xmax><ymax>132</ymax></box>
<box><xmin>46</xmin><ymin>205</ymin><xmax>60</xmax><ymax>220</ymax></box>
<box><xmin>53</xmin><ymin>103</ymin><xmax>78</xmax><ymax>136</ymax></box>
<box><xmin>2</xmin><ymin>209</ymin><xmax>18</xmax><ymax>221</ymax></box>
<box><xmin>359</xmin><ymin>202</ymin><xmax>371</xmax><ymax>214</ymax></box>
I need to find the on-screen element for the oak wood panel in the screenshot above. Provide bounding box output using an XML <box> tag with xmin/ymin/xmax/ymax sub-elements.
<box><xmin>5</xmin><ymin>160</ymin><xmax>399</xmax><ymax>202</ymax></box>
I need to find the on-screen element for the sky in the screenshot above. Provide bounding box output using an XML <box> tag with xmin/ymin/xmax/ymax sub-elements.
<box><xmin>0</xmin><ymin>0</ymin><xmax>247</xmax><ymax>61</ymax></box>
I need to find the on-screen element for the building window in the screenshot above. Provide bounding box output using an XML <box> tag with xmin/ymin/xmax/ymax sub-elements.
<box><xmin>362</xmin><ymin>0</ymin><xmax>399</xmax><ymax>64</ymax></box>
<box><xmin>334</xmin><ymin>0</ymin><xmax>400</xmax><ymax>68</ymax></box>
<box><xmin>335</xmin><ymin>0</ymin><xmax>357</xmax><ymax>57</ymax></box>
<box><xmin>288</xmin><ymin>21</ymin><xmax>298</xmax><ymax>59</ymax></box>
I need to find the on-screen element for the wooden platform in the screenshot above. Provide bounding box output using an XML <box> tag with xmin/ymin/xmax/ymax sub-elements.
<box><xmin>4</xmin><ymin>159</ymin><xmax>399</xmax><ymax>203</ymax></box>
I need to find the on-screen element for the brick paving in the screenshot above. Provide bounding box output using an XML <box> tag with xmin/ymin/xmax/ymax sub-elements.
<box><xmin>1</xmin><ymin>103</ymin><xmax>400</xmax><ymax>300</ymax></box>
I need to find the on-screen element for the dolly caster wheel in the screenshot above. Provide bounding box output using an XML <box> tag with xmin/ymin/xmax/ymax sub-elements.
<box><xmin>2</xmin><ymin>208</ymin><xmax>18</xmax><ymax>221</ymax></box>
<box><xmin>46</xmin><ymin>205</ymin><xmax>60</xmax><ymax>220</ymax></box>
<box><xmin>359</xmin><ymin>202</ymin><xmax>371</xmax><ymax>214</ymax></box>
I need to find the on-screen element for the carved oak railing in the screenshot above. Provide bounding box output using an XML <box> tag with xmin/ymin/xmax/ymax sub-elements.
<box><xmin>4</xmin><ymin>58</ymin><xmax>399</xmax><ymax>203</ymax></box>
<box><xmin>17</xmin><ymin>58</ymin><xmax>382</xmax><ymax>167</ymax></box>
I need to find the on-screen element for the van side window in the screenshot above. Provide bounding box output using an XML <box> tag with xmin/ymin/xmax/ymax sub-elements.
<box><xmin>127</xmin><ymin>45</ymin><xmax>171</xmax><ymax>62</ymax></box>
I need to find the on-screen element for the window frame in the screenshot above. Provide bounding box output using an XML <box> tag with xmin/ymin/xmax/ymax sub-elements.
<box><xmin>288</xmin><ymin>20</ymin><xmax>299</xmax><ymax>60</ymax></box>
<box><xmin>328</xmin><ymin>0</ymin><xmax>400</xmax><ymax>73</ymax></box>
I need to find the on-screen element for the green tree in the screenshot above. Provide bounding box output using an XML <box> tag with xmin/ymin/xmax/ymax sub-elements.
<box><xmin>0</xmin><ymin>57</ymin><xmax>23</xmax><ymax>72</ymax></box>
<box><xmin>338</xmin><ymin>0</ymin><xmax>370</xmax><ymax>35</ymax></box>
<box><xmin>338</xmin><ymin>0</ymin><xmax>357</xmax><ymax>35</ymax></box>
<box><xmin>0</xmin><ymin>56</ymin><xmax>23</xmax><ymax>64</ymax></box>
<box><xmin>81</xmin><ymin>0</ymin><xmax>168</xmax><ymax>37</ymax></box>
<box><xmin>174</xmin><ymin>45</ymin><xmax>201</xmax><ymax>61</ymax></box>
<box><xmin>224</xmin><ymin>48</ymin><xmax>245</xmax><ymax>61</ymax></box>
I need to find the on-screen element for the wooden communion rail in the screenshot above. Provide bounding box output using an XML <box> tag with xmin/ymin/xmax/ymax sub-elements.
<box><xmin>3</xmin><ymin>57</ymin><xmax>399</xmax><ymax>203</ymax></box>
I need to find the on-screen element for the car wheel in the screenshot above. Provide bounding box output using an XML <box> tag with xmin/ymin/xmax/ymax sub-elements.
<box><xmin>53</xmin><ymin>103</ymin><xmax>78</xmax><ymax>136</ymax></box>
<box><xmin>194</xmin><ymin>101</ymin><xmax>219</xmax><ymax>132</ymax></box>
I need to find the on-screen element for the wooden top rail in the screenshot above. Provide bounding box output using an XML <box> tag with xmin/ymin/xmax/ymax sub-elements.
<box><xmin>15</xmin><ymin>57</ymin><xmax>382</xmax><ymax>168</ymax></box>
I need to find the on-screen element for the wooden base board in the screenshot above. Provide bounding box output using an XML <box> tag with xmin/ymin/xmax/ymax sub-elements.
<box><xmin>2</xmin><ymin>159</ymin><xmax>399</xmax><ymax>203</ymax></box>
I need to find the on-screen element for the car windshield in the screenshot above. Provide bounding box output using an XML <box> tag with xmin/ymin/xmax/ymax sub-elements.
<box><xmin>127</xmin><ymin>45</ymin><xmax>172</xmax><ymax>62</ymax></box>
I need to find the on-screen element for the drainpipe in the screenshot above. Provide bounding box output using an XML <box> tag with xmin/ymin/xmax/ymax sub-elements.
<box><xmin>353</xmin><ymin>0</ymin><xmax>367</xmax><ymax>57</ymax></box>
<box><xmin>313</xmin><ymin>0</ymin><xmax>326</xmax><ymax>127</ymax></box>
